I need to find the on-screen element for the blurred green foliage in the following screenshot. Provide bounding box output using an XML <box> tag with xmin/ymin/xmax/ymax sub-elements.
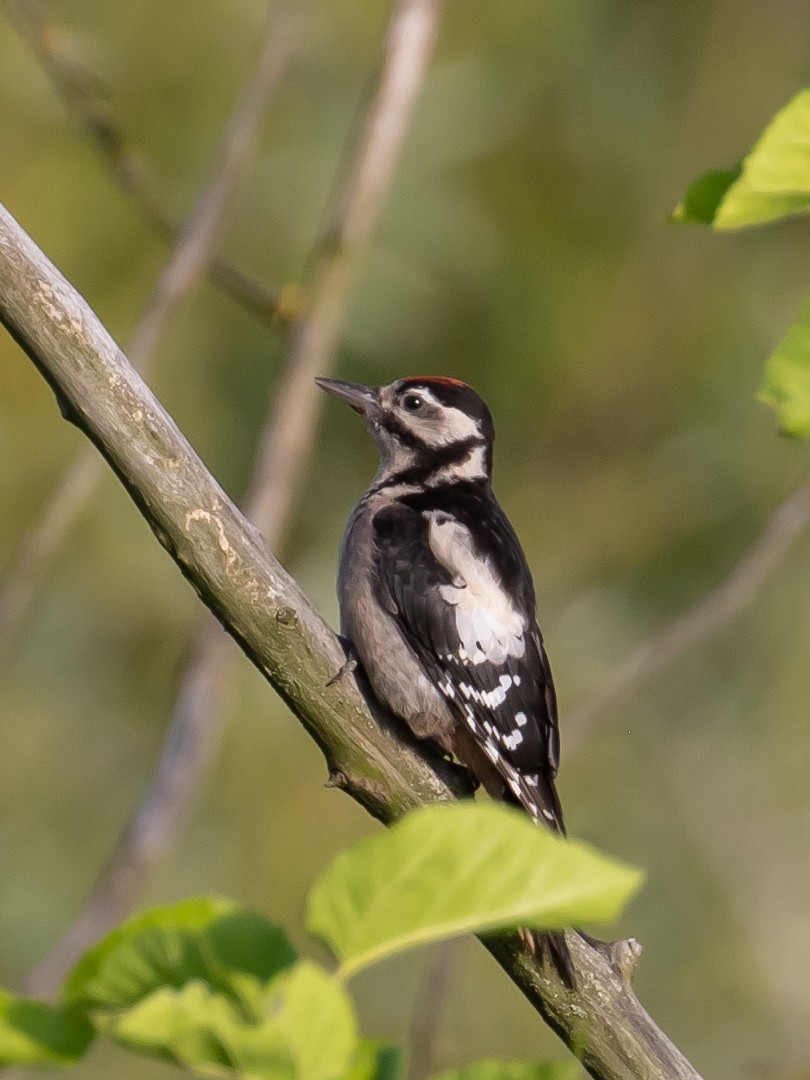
<box><xmin>760</xmin><ymin>298</ymin><xmax>810</xmax><ymax>438</ymax></box>
<box><xmin>433</xmin><ymin>1065</ymin><xmax>579</xmax><ymax>1080</ymax></box>
<box><xmin>2</xmin><ymin>2</ymin><xmax>810</xmax><ymax>1079</ymax></box>
<box><xmin>0</xmin><ymin>807</ymin><xmax>639</xmax><ymax>1076</ymax></box>
<box><xmin>675</xmin><ymin>89</ymin><xmax>810</xmax><ymax>437</ymax></box>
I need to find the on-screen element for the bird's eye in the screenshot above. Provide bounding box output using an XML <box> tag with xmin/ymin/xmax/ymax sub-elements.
<box><xmin>402</xmin><ymin>393</ymin><xmax>423</xmax><ymax>412</ymax></box>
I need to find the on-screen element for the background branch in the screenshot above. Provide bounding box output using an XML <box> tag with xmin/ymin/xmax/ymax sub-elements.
<box><xmin>0</xmin><ymin>3</ymin><xmax>294</xmax><ymax>657</ymax></box>
<box><xmin>124</xmin><ymin>7</ymin><xmax>295</xmax><ymax>368</ymax></box>
<box><xmin>566</xmin><ymin>475</ymin><xmax>810</xmax><ymax>750</ymax></box>
<box><xmin>407</xmin><ymin>940</ymin><xmax>459</xmax><ymax>1080</ymax></box>
<box><xmin>21</xmin><ymin>0</ymin><xmax>440</xmax><ymax>998</ymax></box>
<box><xmin>0</xmin><ymin>200</ymin><xmax>702</xmax><ymax>1080</ymax></box>
<box><xmin>249</xmin><ymin>0</ymin><xmax>441</xmax><ymax>550</ymax></box>
<box><xmin>3</xmin><ymin>0</ymin><xmax>285</xmax><ymax>322</ymax></box>
<box><xmin>22</xmin><ymin>618</ymin><xmax>234</xmax><ymax>998</ymax></box>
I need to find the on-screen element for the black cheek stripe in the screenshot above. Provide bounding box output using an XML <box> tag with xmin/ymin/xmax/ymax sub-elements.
<box><xmin>373</xmin><ymin>436</ymin><xmax>486</xmax><ymax>490</ymax></box>
<box><xmin>378</xmin><ymin>414</ymin><xmax>425</xmax><ymax>449</ymax></box>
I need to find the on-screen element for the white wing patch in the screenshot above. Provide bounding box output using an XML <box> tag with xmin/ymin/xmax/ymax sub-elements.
<box><xmin>425</xmin><ymin>511</ymin><xmax>526</xmax><ymax>665</ymax></box>
<box><xmin>455</xmin><ymin>673</ymin><xmax>514</xmax><ymax>708</ymax></box>
<box><xmin>502</xmin><ymin>728</ymin><xmax>524</xmax><ymax>750</ymax></box>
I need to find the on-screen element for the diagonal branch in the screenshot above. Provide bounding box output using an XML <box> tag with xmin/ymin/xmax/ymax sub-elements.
<box><xmin>0</xmin><ymin>4</ymin><xmax>294</xmax><ymax>658</ymax></box>
<box><xmin>3</xmin><ymin>0</ymin><xmax>285</xmax><ymax>322</ymax></box>
<box><xmin>566</xmin><ymin>476</ymin><xmax>810</xmax><ymax>751</ymax></box>
<box><xmin>0</xmin><ymin>202</ymin><xmax>702</xmax><ymax>1080</ymax></box>
<box><xmin>21</xmin><ymin>0</ymin><xmax>441</xmax><ymax>999</ymax></box>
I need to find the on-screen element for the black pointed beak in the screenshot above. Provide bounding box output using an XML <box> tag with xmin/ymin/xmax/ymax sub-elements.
<box><xmin>315</xmin><ymin>377</ymin><xmax>379</xmax><ymax>417</ymax></box>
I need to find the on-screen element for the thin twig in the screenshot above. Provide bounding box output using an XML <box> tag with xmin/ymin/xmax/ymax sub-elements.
<box><xmin>0</xmin><ymin>452</ymin><xmax>100</xmax><ymax>652</ymax></box>
<box><xmin>0</xmin><ymin>6</ymin><xmax>294</xmax><ymax>658</ymax></box>
<box><xmin>2</xmin><ymin>0</ymin><xmax>285</xmax><ymax>322</ymax></box>
<box><xmin>247</xmin><ymin>0</ymin><xmax>441</xmax><ymax>550</ymax></box>
<box><xmin>0</xmin><ymin>449</ymin><xmax>94</xmax><ymax>655</ymax></box>
<box><xmin>120</xmin><ymin>9</ymin><xmax>296</xmax><ymax>371</ymax></box>
<box><xmin>21</xmin><ymin>0</ymin><xmax>439</xmax><ymax>997</ymax></box>
<box><xmin>0</xmin><ymin>195</ymin><xmax>703</xmax><ymax>1080</ymax></box>
<box><xmin>568</xmin><ymin>0</ymin><xmax>772</xmax><ymax>386</ymax></box>
<box><xmin>408</xmin><ymin>941</ymin><xmax>459</xmax><ymax>1080</ymax></box>
<box><xmin>24</xmin><ymin>618</ymin><xmax>235</xmax><ymax>997</ymax></box>
<box><xmin>551</xmin><ymin>0</ymin><xmax>810</xmax><ymax>749</ymax></box>
<box><xmin>566</xmin><ymin>477</ymin><xmax>810</xmax><ymax>750</ymax></box>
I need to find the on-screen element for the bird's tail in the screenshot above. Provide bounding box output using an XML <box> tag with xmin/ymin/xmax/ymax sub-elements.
<box><xmin>515</xmin><ymin>768</ymin><xmax>566</xmax><ymax>835</ymax></box>
<box><xmin>452</xmin><ymin>729</ymin><xmax>574</xmax><ymax>984</ymax></box>
<box><xmin>513</xmin><ymin>773</ymin><xmax>575</xmax><ymax>986</ymax></box>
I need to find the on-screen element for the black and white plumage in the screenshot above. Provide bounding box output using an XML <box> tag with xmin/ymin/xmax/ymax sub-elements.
<box><xmin>317</xmin><ymin>374</ymin><xmax>572</xmax><ymax>980</ymax></box>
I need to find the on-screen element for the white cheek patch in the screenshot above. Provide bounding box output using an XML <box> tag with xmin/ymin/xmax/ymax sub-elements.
<box><xmin>398</xmin><ymin>391</ymin><xmax>481</xmax><ymax>448</ymax></box>
<box><xmin>425</xmin><ymin>512</ymin><xmax>526</xmax><ymax>665</ymax></box>
<box><xmin>429</xmin><ymin>405</ymin><xmax>481</xmax><ymax>445</ymax></box>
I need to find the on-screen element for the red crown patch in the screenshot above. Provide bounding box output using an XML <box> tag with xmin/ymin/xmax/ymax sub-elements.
<box><xmin>401</xmin><ymin>375</ymin><xmax>468</xmax><ymax>388</ymax></box>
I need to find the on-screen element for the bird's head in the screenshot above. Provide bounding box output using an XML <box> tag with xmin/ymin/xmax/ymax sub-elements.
<box><xmin>316</xmin><ymin>375</ymin><xmax>495</xmax><ymax>485</ymax></box>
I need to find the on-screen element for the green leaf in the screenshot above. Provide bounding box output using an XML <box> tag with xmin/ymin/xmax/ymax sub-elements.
<box><xmin>759</xmin><ymin>295</ymin><xmax>810</xmax><ymax>436</ymax></box>
<box><xmin>715</xmin><ymin>89</ymin><xmax>810</xmax><ymax>228</ymax></box>
<box><xmin>347</xmin><ymin>1040</ymin><xmax>402</xmax><ymax>1080</ymax></box>
<box><xmin>307</xmin><ymin>803</ymin><xmax>642</xmax><ymax>978</ymax></box>
<box><xmin>97</xmin><ymin>961</ymin><xmax>358</xmax><ymax>1080</ymax></box>
<box><xmin>673</xmin><ymin>90</ymin><xmax>810</xmax><ymax>229</ymax></box>
<box><xmin>671</xmin><ymin>167</ymin><xmax>740</xmax><ymax>225</ymax></box>
<box><xmin>255</xmin><ymin>962</ymin><xmax>358</xmax><ymax>1080</ymax></box>
<box><xmin>64</xmin><ymin>896</ymin><xmax>296</xmax><ymax>1017</ymax></box>
<box><xmin>0</xmin><ymin>987</ymin><xmax>94</xmax><ymax>1067</ymax></box>
<box><xmin>58</xmin><ymin>897</ymin><xmax>360</xmax><ymax>1079</ymax></box>
<box><xmin>95</xmin><ymin>979</ymin><xmax>292</xmax><ymax>1080</ymax></box>
<box><xmin>432</xmin><ymin>1062</ymin><xmax>581</xmax><ymax>1080</ymax></box>
<box><xmin>717</xmin><ymin>89</ymin><xmax>810</xmax><ymax>229</ymax></box>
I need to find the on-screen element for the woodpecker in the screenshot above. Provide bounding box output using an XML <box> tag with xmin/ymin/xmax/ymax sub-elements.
<box><xmin>317</xmin><ymin>374</ymin><xmax>573</xmax><ymax>983</ymax></box>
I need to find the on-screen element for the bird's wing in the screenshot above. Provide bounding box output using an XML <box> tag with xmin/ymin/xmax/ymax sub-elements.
<box><xmin>371</xmin><ymin>500</ymin><xmax>563</xmax><ymax>831</ymax></box>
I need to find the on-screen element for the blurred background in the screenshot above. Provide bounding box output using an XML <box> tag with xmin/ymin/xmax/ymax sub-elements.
<box><xmin>2</xmin><ymin>1</ymin><xmax>810</xmax><ymax>1077</ymax></box>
